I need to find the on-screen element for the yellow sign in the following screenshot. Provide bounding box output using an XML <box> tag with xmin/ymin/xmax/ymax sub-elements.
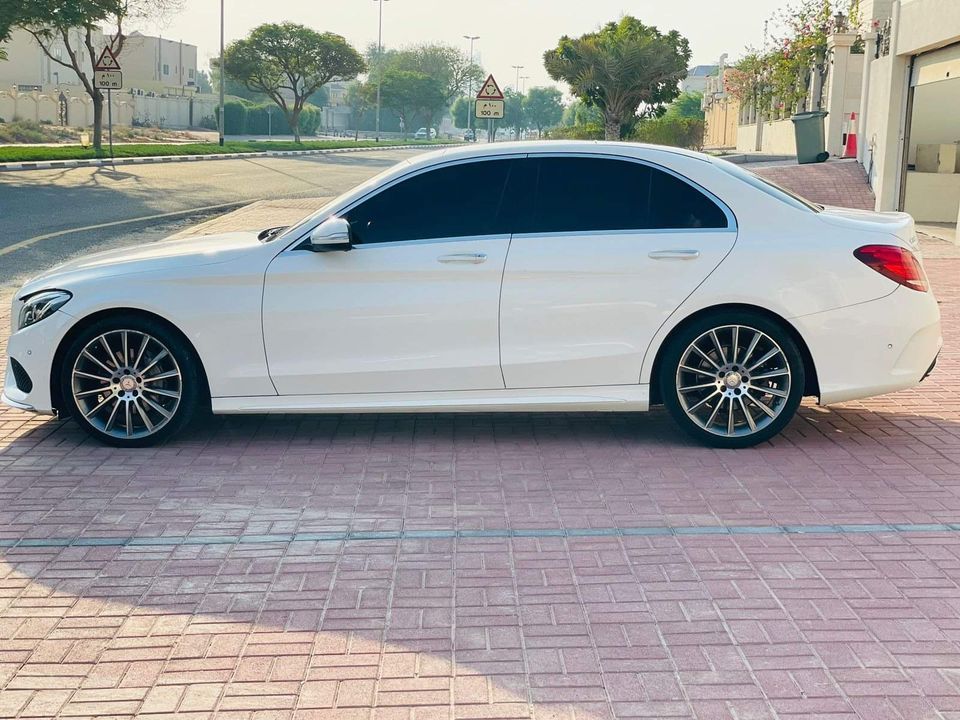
<box><xmin>475</xmin><ymin>99</ymin><xmax>505</xmax><ymax>119</ymax></box>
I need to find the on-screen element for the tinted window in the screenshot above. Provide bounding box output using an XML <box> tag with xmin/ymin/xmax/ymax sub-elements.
<box><xmin>523</xmin><ymin>157</ymin><xmax>728</xmax><ymax>233</ymax></box>
<box><xmin>345</xmin><ymin>159</ymin><xmax>514</xmax><ymax>244</ymax></box>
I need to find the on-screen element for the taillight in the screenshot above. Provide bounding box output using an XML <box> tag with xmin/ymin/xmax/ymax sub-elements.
<box><xmin>854</xmin><ymin>245</ymin><xmax>929</xmax><ymax>292</ymax></box>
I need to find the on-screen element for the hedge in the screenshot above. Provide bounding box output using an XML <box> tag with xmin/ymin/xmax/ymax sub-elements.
<box><xmin>213</xmin><ymin>101</ymin><xmax>323</xmax><ymax>136</ymax></box>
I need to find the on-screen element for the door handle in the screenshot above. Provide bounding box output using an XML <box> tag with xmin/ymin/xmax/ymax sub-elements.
<box><xmin>438</xmin><ymin>253</ymin><xmax>487</xmax><ymax>264</ymax></box>
<box><xmin>648</xmin><ymin>250</ymin><xmax>701</xmax><ymax>261</ymax></box>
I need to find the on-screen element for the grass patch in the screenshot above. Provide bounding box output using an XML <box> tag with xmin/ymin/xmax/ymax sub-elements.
<box><xmin>0</xmin><ymin>138</ymin><xmax>454</xmax><ymax>163</ymax></box>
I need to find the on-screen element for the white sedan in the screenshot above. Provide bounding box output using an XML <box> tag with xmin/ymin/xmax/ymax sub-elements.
<box><xmin>3</xmin><ymin>141</ymin><xmax>942</xmax><ymax>448</ymax></box>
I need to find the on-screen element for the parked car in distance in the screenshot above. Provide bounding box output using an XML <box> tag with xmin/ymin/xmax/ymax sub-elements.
<box><xmin>463</xmin><ymin>129</ymin><xmax>476</xmax><ymax>142</ymax></box>
<box><xmin>4</xmin><ymin>141</ymin><xmax>941</xmax><ymax>448</ymax></box>
<box><xmin>414</xmin><ymin>128</ymin><xmax>437</xmax><ymax>140</ymax></box>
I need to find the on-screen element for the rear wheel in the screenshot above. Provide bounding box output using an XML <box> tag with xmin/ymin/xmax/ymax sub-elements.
<box><xmin>60</xmin><ymin>315</ymin><xmax>201</xmax><ymax>447</ymax></box>
<box><xmin>659</xmin><ymin>311</ymin><xmax>805</xmax><ymax>448</ymax></box>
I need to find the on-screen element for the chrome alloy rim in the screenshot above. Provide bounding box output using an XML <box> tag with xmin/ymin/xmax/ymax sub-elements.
<box><xmin>71</xmin><ymin>330</ymin><xmax>182</xmax><ymax>439</ymax></box>
<box><xmin>676</xmin><ymin>325</ymin><xmax>791</xmax><ymax>438</ymax></box>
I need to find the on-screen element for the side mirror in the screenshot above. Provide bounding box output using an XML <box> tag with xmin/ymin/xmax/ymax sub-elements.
<box><xmin>309</xmin><ymin>217</ymin><xmax>352</xmax><ymax>252</ymax></box>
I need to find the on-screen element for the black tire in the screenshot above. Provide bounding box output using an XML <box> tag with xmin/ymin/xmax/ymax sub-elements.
<box><xmin>60</xmin><ymin>314</ymin><xmax>201</xmax><ymax>447</ymax></box>
<box><xmin>658</xmin><ymin>310</ymin><xmax>805</xmax><ymax>449</ymax></box>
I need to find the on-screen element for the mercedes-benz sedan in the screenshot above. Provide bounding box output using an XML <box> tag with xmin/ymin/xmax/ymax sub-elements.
<box><xmin>4</xmin><ymin>141</ymin><xmax>942</xmax><ymax>448</ymax></box>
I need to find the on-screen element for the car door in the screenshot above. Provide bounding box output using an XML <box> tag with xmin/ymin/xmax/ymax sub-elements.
<box><xmin>499</xmin><ymin>154</ymin><xmax>737</xmax><ymax>389</ymax></box>
<box><xmin>262</xmin><ymin>157</ymin><xmax>519</xmax><ymax>396</ymax></box>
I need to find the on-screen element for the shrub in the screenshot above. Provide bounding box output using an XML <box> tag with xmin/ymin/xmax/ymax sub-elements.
<box><xmin>544</xmin><ymin>123</ymin><xmax>603</xmax><ymax>140</ymax></box>
<box><xmin>197</xmin><ymin>115</ymin><xmax>218</xmax><ymax>130</ymax></box>
<box><xmin>220</xmin><ymin>100</ymin><xmax>248</xmax><ymax>135</ymax></box>
<box><xmin>630</xmin><ymin>116</ymin><xmax>704</xmax><ymax>150</ymax></box>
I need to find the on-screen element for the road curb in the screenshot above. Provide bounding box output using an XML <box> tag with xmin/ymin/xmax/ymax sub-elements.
<box><xmin>0</xmin><ymin>143</ymin><xmax>460</xmax><ymax>172</ymax></box>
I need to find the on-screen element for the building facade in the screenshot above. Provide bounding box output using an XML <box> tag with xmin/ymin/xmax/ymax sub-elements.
<box><xmin>0</xmin><ymin>28</ymin><xmax>211</xmax><ymax>129</ymax></box>
<box><xmin>858</xmin><ymin>0</ymin><xmax>960</xmax><ymax>225</ymax></box>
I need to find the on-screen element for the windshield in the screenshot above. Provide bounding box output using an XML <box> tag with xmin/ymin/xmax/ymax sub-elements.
<box><xmin>713</xmin><ymin>158</ymin><xmax>823</xmax><ymax>213</ymax></box>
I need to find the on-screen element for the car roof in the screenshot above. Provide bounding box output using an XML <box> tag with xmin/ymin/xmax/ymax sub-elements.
<box><xmin>405</xmin><ymin>140</ymin><xmax>715</xmax><ymax>170</ymax></box>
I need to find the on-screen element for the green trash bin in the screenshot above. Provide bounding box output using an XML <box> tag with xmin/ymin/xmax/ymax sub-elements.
<box><xmin>791</xmin><ymin>110</ymin><xmax>830</xmax><ymax>164</ymax></box>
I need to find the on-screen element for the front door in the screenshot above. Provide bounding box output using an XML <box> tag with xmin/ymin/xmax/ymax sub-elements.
<box><xmin>262</xmin><ymin>157</ymin><xmax>519</xmax><ymax>396</ymax></box>
<box><xmin>499</xmin><ymin>155</ymin><xmax>738</xmax><ymax>388</ymax></box>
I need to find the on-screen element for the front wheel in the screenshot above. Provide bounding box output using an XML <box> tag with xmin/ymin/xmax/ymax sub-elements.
<box><xmin>60</xmin><ymin>315</ymin><xmax>201</xmax><ymax>447</ymax></box>
<box><xmin>659</xmin><ymin>312</ymin><xmax>805</xmax><ymax>448</ymax></box>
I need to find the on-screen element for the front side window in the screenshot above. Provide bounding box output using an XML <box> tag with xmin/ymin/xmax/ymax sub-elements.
<box><xmin>344</xmin><ymin>159</ymin><xmax>515</xmax><ymax>245</ymax></box>
<box><xmin>520</xmin><ymin>157</ymin><xmax>729</xmax><ymax>234</ymax></box>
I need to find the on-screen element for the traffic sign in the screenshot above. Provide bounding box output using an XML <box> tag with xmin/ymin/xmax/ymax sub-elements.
<box><xmin>94</xmin><ymin>46</ymin><xmax>121</xmax><ymax>71</ymax></box>
<box><xmin>475</xmin><ymin>99</ymin><xmax>504</xmax><ymax>120</ymax></box>
<box><xmin>95</xmin><ymin>70</ymin><xmax>123</xmax><ymax>89</ymax></box>
<box><xmin>476</xmin><ymin>74</ymin><xmax>504</xmax><ymax>100</ymax></box>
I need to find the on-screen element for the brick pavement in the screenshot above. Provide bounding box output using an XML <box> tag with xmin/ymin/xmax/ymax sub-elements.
<box><xmin>2</xmin><ymin>178</ymin><xmax>960</xmax><ymax>718</ymax></box>
<box><xmin>754</xmin><ymin>160</ymin><xmax>877</xmax><ymax>211</ymax></box>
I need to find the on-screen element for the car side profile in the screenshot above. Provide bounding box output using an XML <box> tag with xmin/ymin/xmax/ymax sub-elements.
<box><xmin>4</xmin><ymin>141</ymin><xmax>942</xmax><ymax>448</ymax></box>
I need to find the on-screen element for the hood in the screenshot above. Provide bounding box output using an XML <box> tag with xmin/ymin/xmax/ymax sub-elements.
<box><xmin>19</xmin><ymin>231</ymin><xmax>264</xmax><ymax>298</ymax></box>
<box><xmin>817</xmin><ymin>206</ymin><xmax>919</xmax><ymax>251</ymax></box>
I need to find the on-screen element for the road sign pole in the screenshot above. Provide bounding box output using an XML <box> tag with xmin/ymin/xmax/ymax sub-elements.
<box><xmin>107</xmin><ymin>88</ymin><xmax>114</xmax><ymax>164</ymax></box>
<box><xmin>488</xmin><ymin>118</ymin><xmax>493</xmax><ymax>144</ymax></box>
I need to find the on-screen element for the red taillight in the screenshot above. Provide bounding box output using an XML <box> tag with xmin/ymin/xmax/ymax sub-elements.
<box><xmin>854</xmin><ymin>245</ymin><xmax>928</xmax><ymax>292</ymax></box>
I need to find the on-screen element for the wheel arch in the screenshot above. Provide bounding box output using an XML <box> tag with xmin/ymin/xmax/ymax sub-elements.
<box><xmin>647</xmin><ymin>303</ymin><xmax>820</xmax><ymax>406</ymax></box>
<box><xmin>50</xmin><ymin>307</ymin><xmax>212</xmax><ymax>416</ymax></box>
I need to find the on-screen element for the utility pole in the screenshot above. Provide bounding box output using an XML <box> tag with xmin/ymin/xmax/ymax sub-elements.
<box><xmin>374</xmin><ymin>0</ymin><xmax>390</xmax><ymax>142</ymax></box>
<box><xmin>218</xmin><ymin>0</ymin><xmax>224</xmax><ymax>146</ymax></box>
<box><xmin>464</xmin><ymin>35</ymin><xmax>479</xmax><ymax>133</ymax></box>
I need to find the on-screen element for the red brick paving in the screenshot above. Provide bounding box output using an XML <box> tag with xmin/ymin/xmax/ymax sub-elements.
<box><xmin>754</xmin><ymin>160</ymin><xmax>877</xmax><ymax>211</ymax></box>
<box><xmin>2</xmin><ymin>235</ymin><xmax>960</xmax><ymax>715</ymax></box>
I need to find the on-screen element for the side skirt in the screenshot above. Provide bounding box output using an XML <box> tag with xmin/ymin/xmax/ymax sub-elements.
<box><xmin>212</xmin><ymin>385</ymin><xmax>650</xmax><ymax>415</ymax></box>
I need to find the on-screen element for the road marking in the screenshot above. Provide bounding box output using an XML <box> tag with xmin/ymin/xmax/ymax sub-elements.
<box><xmin>0</xmin><ymin>201</ymin><xmax>246</xmax><ymax>258</ymax></box>
<box><xmin>1</xmin><ymin>523</ymin><xmax>957</xmax><ymax>548</ymax></box>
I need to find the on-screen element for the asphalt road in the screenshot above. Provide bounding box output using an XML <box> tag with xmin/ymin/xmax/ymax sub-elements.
<box><xmin>0</xmin><ymin>148</ymin><xmax>426</xmax><ymax>289</ymax></box>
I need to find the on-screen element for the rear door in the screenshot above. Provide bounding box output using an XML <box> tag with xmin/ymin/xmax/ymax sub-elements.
<box><xmin>499</xmin><ymin>154</ymin><xmax>737</xmax><ymax>389</ymax></box>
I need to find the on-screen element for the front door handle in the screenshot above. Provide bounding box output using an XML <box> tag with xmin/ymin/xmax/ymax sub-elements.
<box><xmin>648</xmin><ymin>249</ymin><xmax>701</xmax><ymax>261</ymax></box>
<box><xmin>438</xmin><ymin>253</ymin><xmax>487</xmax><ymax>264</ymax></box>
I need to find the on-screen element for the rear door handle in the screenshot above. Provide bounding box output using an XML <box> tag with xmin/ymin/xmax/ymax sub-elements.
<box><xmin>648</xmin><ymin>250</ymin><xmax>700</xmax><ymax>261</ymax></box>
<box><xmin>438</xmin><ymin>253</ymin><xmax>487</xmax><ymax>264</ymax></box>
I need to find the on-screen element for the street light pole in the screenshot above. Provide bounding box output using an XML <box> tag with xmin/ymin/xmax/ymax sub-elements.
<box><xmin>218</xmin><ymin>0</ymin><xmax>224</xmax><ymax>147</ymax></box>
<box><xmin>464</xmin><ymin>35</ymin><xmax>479</xmax><ymax>133</ymax></box>
<box><xmin>374</xmin><ymin>0</ymin><xmax>389</xmax><ymax>142</ymax></box>
<box><xmin>512</xmin><ymin>65</ymin><xmax>523</xmax><ymax>91</ymax></box>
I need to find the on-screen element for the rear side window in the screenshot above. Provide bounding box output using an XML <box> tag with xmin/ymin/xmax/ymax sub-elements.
<box><xmin>345</xmin><ymin>159</ymin><xmax>515</xmax><ymax>244</ymax></box>
<box><xmin>519</xmin><ymin>157</ymin><xmax>729</xmax><ymax>234</ymax></box>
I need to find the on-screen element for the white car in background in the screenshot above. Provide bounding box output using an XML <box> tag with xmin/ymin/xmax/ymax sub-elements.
<box><xmin>4</xmin><ymin>141</ymin><xmax>941</xmax><ymax>448</ymax></box>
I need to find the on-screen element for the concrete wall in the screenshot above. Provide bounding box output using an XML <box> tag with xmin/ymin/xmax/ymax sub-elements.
<box><xmin>899</xmin><ymin>0</ymin><xmax>960</xmax><ymax>55</ymax></box>
<box><xmin>904</xmin><ymin>171</ymin><xmax>960</xmax><ymax>221</ymax></box>
<box><xmin>737</xmin><ymin>119</ymin><xmax>798</xmax><ymax>155</ymax></box>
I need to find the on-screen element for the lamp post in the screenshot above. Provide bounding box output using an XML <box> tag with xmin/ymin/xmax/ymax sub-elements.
<box><xmin>520</xmin><ymin>75</ymin><xmax>529</xmax><ymax>93</ymax></box>
<box><xmin>218</xmin><ymin>0</ymin><xmax>224</xmax><ymax>146</ymax></box>
<box><xmin>464</xmin><ymin>35</ymin><xmax>479</xmax><ymax>132</ymax></box>
<box><xmin>374</xmin><ymin>0</ymin><xmax>390</xmax><ymax>142</ymax></box>
<box><xmin>512</xmin><ymin>65</ymin><xmax>523</xmax><ymax>91</ymax></box>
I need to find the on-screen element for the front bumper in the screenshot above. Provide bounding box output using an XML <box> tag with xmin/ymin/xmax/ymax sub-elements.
<box><xmin>793</xmin><ymin>285</ymin><xmax>942</xmax><ymax>406</ymax></box>
<box><xmin>3</xmin><ymin>308</ymin><xmax>76</xmax><ymax>415</ymax></box>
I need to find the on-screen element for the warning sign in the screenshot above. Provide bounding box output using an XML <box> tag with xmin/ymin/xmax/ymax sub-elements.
<box><xmin>476</xmin><ymin>74</ymin><xmax>504</xmax><ymax>100</ymax></box>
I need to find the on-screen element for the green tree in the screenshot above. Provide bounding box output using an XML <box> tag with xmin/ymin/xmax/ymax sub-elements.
<box><xmin>503</xmin><ymin>89</ymin><xmax>525</xmax><ymax>140</ymax></box>
<box><xmin>345</xmin><ymin>81</ymin><xmax>375</xmax><ymax>139</ymax></box>
<box><xmin>194</xmin><ymin>69</ymin><xmax>213</xmax><ymax>94</ymax></box>
<box><xmin>561</xmin><ymin>98</ymin><xmax>604</xmax><ymax>127</ymax></box>
<box><xmin>451</xmin><ymin>96</ymin><xmax>473</xmax><ymax>129</ymax></box>
<box><xmin>222</xmin><ymin>23</ymin><xmax>365</xmax><ymax>142</ymax></box>
<box><xmin>380</xmin><ymin>69</ymin><xmax>444</xmax><ymax>138</ymax></box>
<box><xmin>544</xmin><ymin>16</ymin><xmax>691</xmax><ymax>140</ymax></box>
<box><xmin>523</xmin><ymin>87</ymin><xmax>564</xmax><ymax>137</ymax></box>
<box><xmin>664</xmin><ymin>90</ymin><xmax>704</xmax><ymax>120</ymax></box>
<box><xmin>13</xmin><ymin>0</ymin><xmax>181</xmax><ymax>150</ymax></box>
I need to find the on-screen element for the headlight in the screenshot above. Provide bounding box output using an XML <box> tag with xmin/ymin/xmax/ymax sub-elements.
<box><xmin>18</xmin><ymin>290</ymin><xmax>72</xmax><ymax>330</ymax></box>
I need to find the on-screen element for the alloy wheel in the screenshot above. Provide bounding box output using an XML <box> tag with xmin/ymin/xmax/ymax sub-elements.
<box><xmin>675</xmin><ymin>325</ymin><xmax>792</xmax><ymax>438</ymax></box>
<box><xmin>70</xmin><ymin>329</ymin><xmax>183</xmax><ymax>440</ymax></box>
